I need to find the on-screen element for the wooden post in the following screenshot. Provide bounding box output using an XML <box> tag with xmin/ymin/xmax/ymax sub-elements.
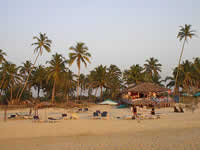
<box><xmin>4</xmin><ymin>105</ymin><xmax>7</xmax><ymax>122</ymax></box>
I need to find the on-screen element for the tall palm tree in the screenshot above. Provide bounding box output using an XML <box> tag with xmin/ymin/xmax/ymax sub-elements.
<box><xmin>46</xmin><ymin>53</ymin><xmax>66</xmax><ymax>103</ymax></box>
<box><xmin>68</xmin><ymin>42</ymin><xmax>91</xmax><ymax>100</ymax></box>
<box><xmin>174</xmin><ymin>24</ymin><xmax>196</xmax><ymax>94</ymax></box>
<box><xmin>18</xmin><ymin>33</ymin><xmax>52</xmax><ymax>101</ymax></box>
<box><xmin>0</xmin><ymin>49</ymin><xmax>7</xmax><ymax>64</ymax></box>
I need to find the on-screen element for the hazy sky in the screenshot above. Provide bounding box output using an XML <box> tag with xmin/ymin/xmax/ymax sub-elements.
<box><xmin>0</xmin><ymin>0</ymin><xmax>200</xmax><ymax>79</ymax></box>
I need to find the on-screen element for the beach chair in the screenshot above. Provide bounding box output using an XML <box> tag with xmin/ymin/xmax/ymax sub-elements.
<box><xmin>71</xmin><ymin>113</ymin><xmax>79</xmax><ymax>120</ymax></box>
<box><xmin>48</xmin><ymin>117</ymin><xmax>59</xmax><ymax>123</ymax></box>
<box><xmin>179</xmin><ymin>107</ymin><xmax>184</xmax><ymax>113</ymax></box>
<box><xmin>91</xmin><ymin>112</ymin><xmax>101</xmax><ymax>120</ymax></box>
<box><xmin>61</xmin><ymin>113</ymin><xmax>69</xmax><ymax>120</ymax></box>
<box><xmin>101</xmin><ymin>111</ymin><xmax>109</xmax><ymax>120</ymax></box>
<box><xmin>8</xmin><ymin>114</ymin><xmax>16</xmax><ymax>119</ymax></box>
<box><xmin>83</xmin><ymin>108</ymin><xmax>88</xmax><ymax>112</ymax></box>
<box><xmin>174</xmin><ymin>106</ymin><xmax>179</xmax><ymax>113</ymax></box>
<box><xmin>78</xmin><ymin>108</ymin><xmax>82</xmax><ymax>112</ymax></box>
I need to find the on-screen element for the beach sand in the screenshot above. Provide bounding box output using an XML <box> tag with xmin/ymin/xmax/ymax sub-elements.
<box><xmin>0</xmin><ymin>105</ymin><xmax>200</xmax><ymax>150</ymax></box>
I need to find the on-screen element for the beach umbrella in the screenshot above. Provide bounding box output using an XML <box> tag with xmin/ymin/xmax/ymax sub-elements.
<box><xmin>98</xmin><ymin>99</ymin><xmax>118</xmax><ymax>105</ymax></box>
<box><xmin>194</xmin><ymin>92</ymin><xmax>200</xmax><ymax>97</ymax></box>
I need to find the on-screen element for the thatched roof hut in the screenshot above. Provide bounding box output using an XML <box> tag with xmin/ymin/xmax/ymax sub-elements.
<box><xmin>127</xmin><ymin>82</ymin><xmax>169</xmax><ymax>94</ymax></box>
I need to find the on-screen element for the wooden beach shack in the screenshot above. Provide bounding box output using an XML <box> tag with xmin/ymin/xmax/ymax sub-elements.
<box><xmin>121</xmin><ymin>82</ymin><xmax>172</xmax><ymax>106</ymax></box>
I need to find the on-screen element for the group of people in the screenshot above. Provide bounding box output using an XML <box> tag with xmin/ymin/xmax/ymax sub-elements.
<box><xmin>131</xmin><ymin>104</ymin><xmax>155</xmax><ymax>119</ymax></box>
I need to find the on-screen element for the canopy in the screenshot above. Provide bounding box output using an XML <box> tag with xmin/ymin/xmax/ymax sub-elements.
<box><xmin>194</xmin><ymin>92</ymin><xmax>200</xmax><ymax>97</ymax></box>
<box><xmin>98</xmin><ymin>99</ymin><xmax>118</xmax><ymax>105</ymax></box>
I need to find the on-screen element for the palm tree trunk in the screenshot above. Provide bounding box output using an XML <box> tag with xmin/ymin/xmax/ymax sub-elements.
<box><xmin>4</xmin><ymin>105</ymin><xmax>7</xmax><ymax>122</ymax></box>
<box><xmin>16</xmin><ymin>82</ymin><xmax>23</xmax><ymax>99</ymax></box>
<box><xmin>66</xmin><ymin>94</ymin><xmax>69</xmax><ymax>103</ymax></box>
<box><xmin>174</xmin><ymin>38</ymin><xmax>186</xmax><ymax>95</ymax></box>
<box><xmin>37</xmin><ymin>86</ymin><xmax>40</xmax><ymax>98</ymax></box>
<box><xmin>52</xmin><ymin>79</ymin><xmax>56</xmax><ymax>103</ymax></box>
<box><xmin>77</xmin><ymin>68</ymin><xmax>80</xmax><ymax>101</ymax></box>
<box><xmin>10</xmin><ymin>86</ymin><xmax>13</xmax><ymax>101</ymax></box>
<box><xmin>95</xmin><ymin>88</ymin><xmax>98</xmax><ymax>98</ymax></box>
<box><xmin>100</xmin><ymin>86</ymin><xmax>103</xmax><ymax>101</ymax></box>
<box><xmin>0</xmin><ymin>75</ymin><xmax>5</xmax><ymax>89</ymax></box>
<box><xmin>18</xmin><ymin>51</ymin><xmax>41</xmax><ymax>102</ymax></box>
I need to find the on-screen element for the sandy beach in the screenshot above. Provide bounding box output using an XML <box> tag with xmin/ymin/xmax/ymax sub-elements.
<box><xmin>0</xmin><ymin>105</ymin><xmax>200</xmax><ymax>150</ymax></box>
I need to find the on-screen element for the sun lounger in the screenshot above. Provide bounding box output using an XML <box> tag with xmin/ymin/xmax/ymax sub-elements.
<box><xmin>78</xmin><ymin>108</ymin><xmax>82</xmax><ymax>112</ymax></box>
<box><xmin>174</xmin><ymin>106</ymin><xmax>179</xmax><ymax>112</ymax></box>
<box><xmin>23</xmin><ymin>115</ymin><xmax>33</xmax><ymax>119</ymax></box>
<box><xmin>101</xmin><ymin>111</ymin><xmax>109</xmax><ymax>120</ymax></box>
<box><xmin>101</xmin><ymin>111</ymin><xmax>108</xmax><ymax>117</ymax></box>
<box><xmin>8</xmin><ymin>114</ymin><xmax>16</xmax><ymax>119</ymax></box>
<box><xmin>48</xmin><ymin>117</ymin><xmax>57</xmax><ymax>123</ymax></box>
<box><xmin>96</xmin><ymin>110</ymin><xmax>101</xmax><ymax>114</ymax></box>
<box><xmin>179</xmin><ymin>107</ymin><xmax>184</xmax><ymax>113</ymax></box>
<box><xmin>62</xmin><ymin>113</ymin><xmax>67</xmax><ymax>117</ymax></box>
<box><xmin>71</xmin><ymin>113</ymin><xmax>79</xmax><ymax>120</ymax></box>
<box><xmin>83</xmin><ymin>108</ymin><xmax>88</xmax><ymax>111</ymax></box>
<box><xmin>90</xmin><ymin>112</ymin><xmax>101</xmax><ymax>120</ymax></box>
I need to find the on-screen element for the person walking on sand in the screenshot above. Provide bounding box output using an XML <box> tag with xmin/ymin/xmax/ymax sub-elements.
<box><xmin>131</xmin><ymin>105</ymin><xmax>137</xmax><ymax>119</ymax></box>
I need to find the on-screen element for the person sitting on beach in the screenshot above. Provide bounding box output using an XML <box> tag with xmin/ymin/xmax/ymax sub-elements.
<box><xmin>131</xmin><ymin>105</ymin><xmax>137</xmax><ymax>119</ymax></box>
<box><xmin>133</xmin><ymin>105</ymin><xmax>137</xmax><ymax>119</ymax></box>
<box><xmin>174</xmin><ymin>106</ymin><xmax>179</xmax><ymax>112</ymax></box>
<box><xmin>151</xmin><ymin>107</ymin><xmax>155</xmax><ymax>115</ymax></box>
<box><xmin>179</xmin><ymin>107</ymin><xmax>184</xmax><ymax>113</ymax></box>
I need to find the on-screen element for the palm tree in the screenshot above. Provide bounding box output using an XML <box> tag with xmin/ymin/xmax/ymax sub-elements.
<box><xmin>144</xmin><ymin>57</ymin><xmax>162</xmax><ymax>82</ymax></box>
<box><xmin>0</xmin><ymin>61</ymin><xmax>10</xmax><ymax>90</ymax></box>
<box><xmin>68</xmin><ymin>42</ymin><xmax>91</xmax><ymax>100</ymax></box>
<box><xmin>0</xmin><ymin>49</ymin><xmax>7</xmax><ymax>64</ymax></box>
<box><xmin>32</xmin><ymin>65</ymin><xmax>46</xmax><ymax>98</ymax></box>
<box><xmin>123</xmin><ymin>64</ymin><xmax>144</xmax><ymax>85</ymax></box>
<box><xmin>46</xmin><ymin>53</ymin><xmax>66</xmax><ymax>103</ymax></box>
<box><xmin>92</xmin><ymin>65</ymin><xmax>108</xmax><ymax>101</ymax></box>
<box><xmin>62</xmin><ymin>69</ymin><xmax>76</xmax><ymax>102</ymax></box>
<box><xmin>107</xmin><ymin>64</ymin><xmax>122</xmax><ymax>99</ymax></box>
<box><xmin>174</xmin><ymin>24</ymin><xmax>196</xmax><ymax>94</ymax></box>
<box><xmin>0</xmin><ymin>62</ymin><xmax>20</xmax><ymax>100</ymax></box>
<box><xmin>7</xmin><ymin>63</ymin><xmax>20</xmax><ymax>101</ymax></box>
<box><xmin>18</xmin><ymin>33</ymin><xmax>52</xmax><ymax>101</ymax></box>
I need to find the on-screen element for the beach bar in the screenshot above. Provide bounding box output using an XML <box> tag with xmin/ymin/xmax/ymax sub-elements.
<box><xmin>121</xmin><ymin>82</ymin><xmax>173</xmax><ymax>106</ymax></box>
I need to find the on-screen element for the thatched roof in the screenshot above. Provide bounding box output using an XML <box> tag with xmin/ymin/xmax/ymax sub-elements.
<box><xmin>127</xmin><ymin>82</ymin><xmax>169</xmax><ymax>93</ymax></box>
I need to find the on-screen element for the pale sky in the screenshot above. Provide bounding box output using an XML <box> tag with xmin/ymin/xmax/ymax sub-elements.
<box><xmin>0</xmin><ymin>0</ymin><xmax>200</xmax><ymax>79</ymax></box>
